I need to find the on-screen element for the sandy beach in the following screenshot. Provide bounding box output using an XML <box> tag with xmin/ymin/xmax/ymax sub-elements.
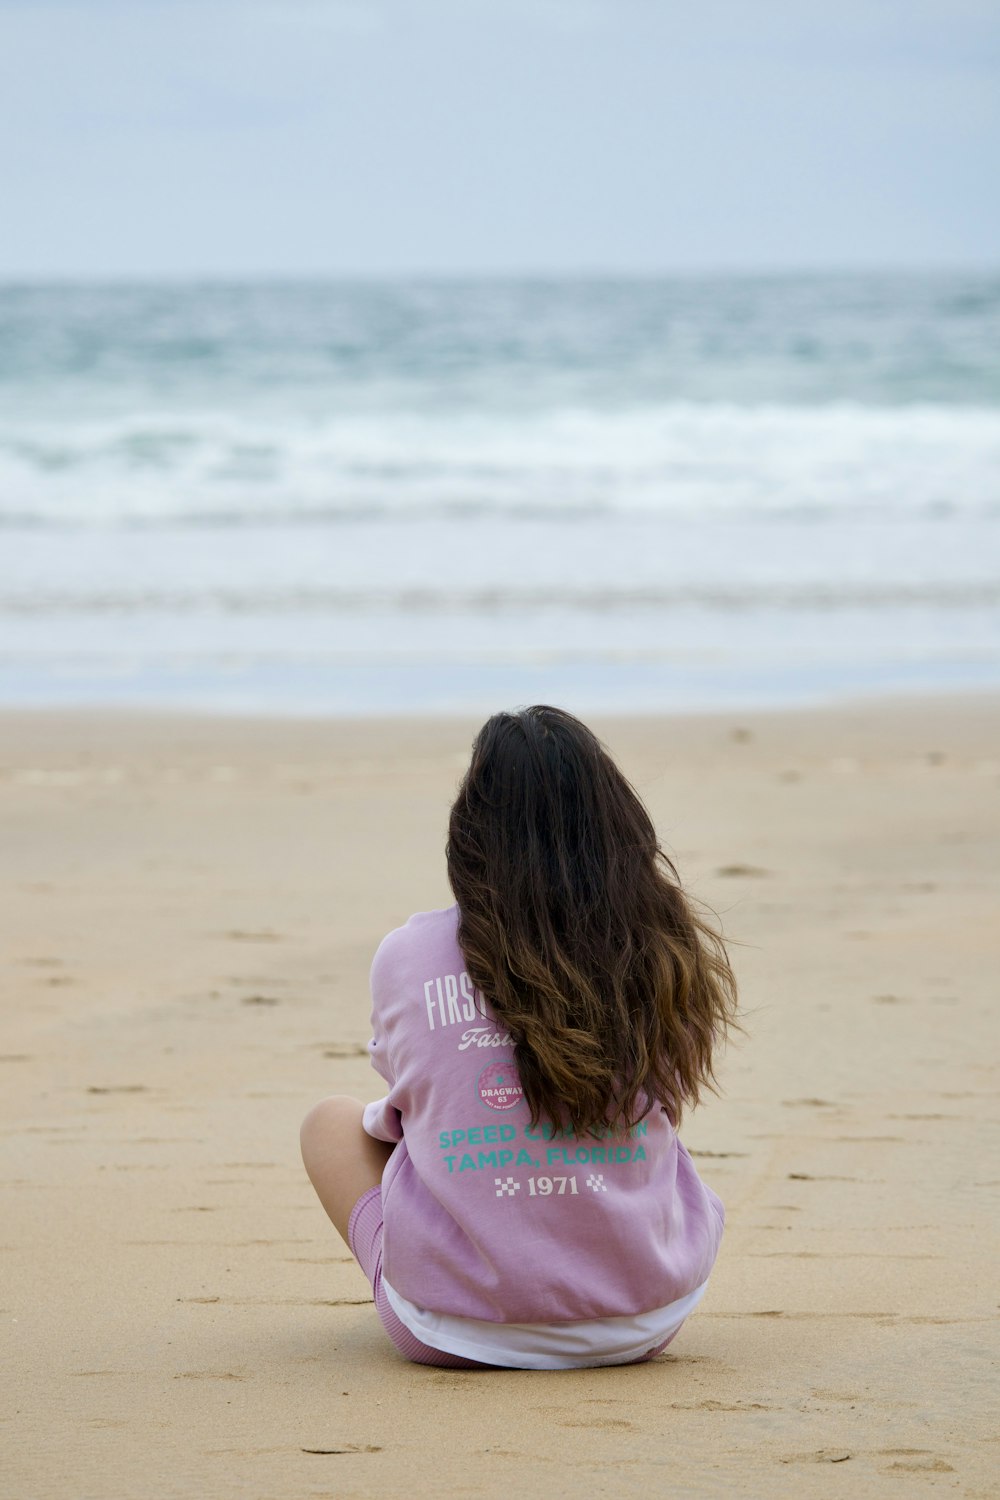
<box><xmin>2</xmin><ymin>697</ymin><xmax>998</xmax><ymax>1499</ymax></box>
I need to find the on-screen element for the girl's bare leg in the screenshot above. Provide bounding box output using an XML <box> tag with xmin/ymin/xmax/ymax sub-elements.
<box><xmin>300</xmin><ymin>1096</ymin><xmax>396</xmax><ymax>1247</ymax></box>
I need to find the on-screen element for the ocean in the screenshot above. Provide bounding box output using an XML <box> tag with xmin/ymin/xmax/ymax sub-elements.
<box><xmin>1</xmin><ymin>274</ymin><xmax>998</xmax><ymax>715</ymax></box>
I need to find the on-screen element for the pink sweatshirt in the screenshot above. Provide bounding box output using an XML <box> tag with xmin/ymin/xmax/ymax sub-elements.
<box><xmin>362</xmin><ymin>905</ymin><xmax>725</xmax><ymax>1326</ymax></box>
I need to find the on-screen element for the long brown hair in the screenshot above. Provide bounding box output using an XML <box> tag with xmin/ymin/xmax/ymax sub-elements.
<box><xmin>446</xmin><ymin>705</ymin><xmax>737</xmax><ymax>1136</ymax></box>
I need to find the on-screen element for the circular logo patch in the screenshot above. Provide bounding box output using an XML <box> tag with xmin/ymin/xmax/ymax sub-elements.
<box><xmin>477</xmin><ymin>1061</ymin><xmax>523</xmax><ymax>1111</ymax></box>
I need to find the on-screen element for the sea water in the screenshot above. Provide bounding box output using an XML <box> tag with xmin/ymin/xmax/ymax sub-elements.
<box><xmin>1</xmin><ymin>274</ymin><xmax>998</xmax><ymax>714</ymax></box>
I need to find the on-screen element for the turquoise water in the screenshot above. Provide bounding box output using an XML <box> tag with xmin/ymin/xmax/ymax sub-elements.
<box><xmin>1</xmin><ymin>274</ymin><xmax>998</xmax><ymax>713</ymax></box>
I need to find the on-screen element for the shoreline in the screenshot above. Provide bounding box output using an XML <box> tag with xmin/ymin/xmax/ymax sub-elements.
<box><xmin>3</xmin><ymin>693</ymin><xmax>997</xmax><ymax>1497</ymax></box>
<box><xmin>2</xmin><ymin>682</ymin><xmax>999</xmax><ymax>728</ymax></box>
<box><xmin>3</xmin><ymin>663</ymin><xmax>1000</xmax><ymax>725</ymax></box>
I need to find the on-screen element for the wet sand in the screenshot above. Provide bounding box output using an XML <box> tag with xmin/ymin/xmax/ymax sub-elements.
<box><xmin>2</xmin><ymin>698</ymin><xmax>998</xmax><ymax>1498</ymax></box>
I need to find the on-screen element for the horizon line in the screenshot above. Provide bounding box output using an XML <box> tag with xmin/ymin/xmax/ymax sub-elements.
<box><xmin>1</xmin><ymin>262</ymin><xmax>998</xmax><ymax>286</ymax></box>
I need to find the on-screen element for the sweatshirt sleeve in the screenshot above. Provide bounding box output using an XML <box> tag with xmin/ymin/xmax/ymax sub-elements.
<box><xmin>361</xmin><ymin>1093</ymin><xmax>403</xmax><ymax>1143</ymax></box>
<box><xmin>361</xmin><ymin>931</ymin><xmax>405</xmax><ymax>1144</ymax></box>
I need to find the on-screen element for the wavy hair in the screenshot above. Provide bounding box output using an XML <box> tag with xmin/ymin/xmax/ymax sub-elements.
<box><xmin>446</xmin><ymin>706</ymin><xmax>738</xmax><ymax>1135</ymax></box>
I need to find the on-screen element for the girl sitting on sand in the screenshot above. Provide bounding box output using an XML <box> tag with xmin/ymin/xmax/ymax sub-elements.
<box><xmin>300</xmin><ymin>705</ymin><xmax>737</xmax><ymax>1369</ymax></box>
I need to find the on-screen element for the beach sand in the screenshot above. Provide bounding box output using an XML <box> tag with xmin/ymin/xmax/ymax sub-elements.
<box><xmin>2</xmin><ymin>698</ymin><xmax>998</xmax><ymax>1499</ymax></box>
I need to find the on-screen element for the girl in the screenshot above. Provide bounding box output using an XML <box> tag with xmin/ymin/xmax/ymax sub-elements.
<box><xmin>300</xmin><ymin>705</ymin><xmax>737</xmax><ymax>1369</ymax></box>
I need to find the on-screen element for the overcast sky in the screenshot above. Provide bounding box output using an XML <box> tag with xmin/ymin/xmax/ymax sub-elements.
<box><xmin>0</xmin><ymin>0</ymin><xmax>997</xmax><ymax>277</ymax></box>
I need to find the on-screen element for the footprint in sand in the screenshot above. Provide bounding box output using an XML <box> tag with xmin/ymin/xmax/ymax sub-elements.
<box><xmin>787</xmin><ymin>1173</ymin><xmax>861</xmax><ymax>1181</ymax></box>
<box><xmin>780</xmin><ymin>1450</ymin><xmax>852</xmax><ymax>1465</ymax></box>
<box><xmin>301</xmin><ymin>1445</ymin><xmax>382</xmax><ymax>1455</ymax></box>
<box><xmin>558</xmin><ymin>1418</ymin><xmax>635</xmax><ymax>1431</ymax></box>
<box><xmin>715</xmin><ymin>863</ymin><xmax>770</xmax><ymax>878</ymax></box>
<box><xmin>675</xmin><ymin>1400</ymin><xmax>775</xmax><ymax>1412</ymax></box>
<box><xmin>878</xmin><ymin>1451</ymin><xmax>954</xmax><ymax>1474</ymax></box>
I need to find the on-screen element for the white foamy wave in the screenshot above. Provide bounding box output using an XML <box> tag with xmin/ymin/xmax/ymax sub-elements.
<box><xmin>1</xmin><ymin>402</ymin><xmax>998</xmax><ymax>525</ymax></box>
<box><xmin>3</xmin><ymin>581</ymin><xmax>1000</xmax><ymax>615</ymax></box>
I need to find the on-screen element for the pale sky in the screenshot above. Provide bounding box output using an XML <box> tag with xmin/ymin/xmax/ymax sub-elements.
<box><xmin>0</xmin><ymin>0</ymin><xmax>997</xmax><ymax>276</ymax></box>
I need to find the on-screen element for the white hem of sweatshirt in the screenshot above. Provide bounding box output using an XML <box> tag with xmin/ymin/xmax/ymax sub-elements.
<box><xmin>381</xmin><ymin>1277</ymin><xmax>709</xmax><ymax>1369</ymax></box>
